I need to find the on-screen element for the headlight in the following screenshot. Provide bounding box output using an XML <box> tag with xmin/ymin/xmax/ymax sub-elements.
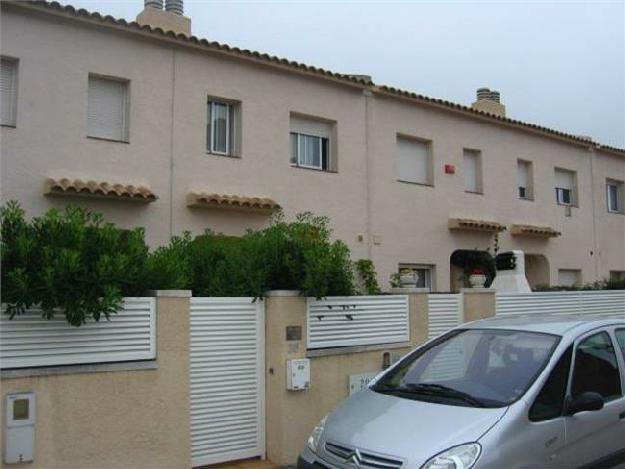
<box><xmin>307</xmin><ymin>415</ymin><xmax>327</xmax><ymax>453</ymax></box>
<box><xmin>421</xmin><ymin>443</ymin><xmax>482</xmax><ymax>469</ymax></box>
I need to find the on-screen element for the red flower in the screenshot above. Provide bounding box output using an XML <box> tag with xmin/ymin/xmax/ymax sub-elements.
<box><xmin>470</xmin><ymin>268</ymin><xmax>485</xmax><ymax>275</ymax></box>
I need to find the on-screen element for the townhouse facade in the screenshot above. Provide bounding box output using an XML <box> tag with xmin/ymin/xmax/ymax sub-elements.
<box><xmin>1</xmin><ymin>0</ymin><xmax>624</xmax><ymax>292</ymax></box>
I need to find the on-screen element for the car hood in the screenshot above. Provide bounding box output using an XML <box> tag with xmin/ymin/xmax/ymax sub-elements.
<box><xmin>321</xmin><ymin>388</ymin><xmax>507</xmax><ymax>466</ymax></box>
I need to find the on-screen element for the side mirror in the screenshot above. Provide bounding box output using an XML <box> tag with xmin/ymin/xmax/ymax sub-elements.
<box><xmin>567</xmin><ymin>392</ymin><xmax>604</xmax><ymax>415</ymax></box>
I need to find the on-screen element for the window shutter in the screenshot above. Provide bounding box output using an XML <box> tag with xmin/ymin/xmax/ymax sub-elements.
<box><xmin>1</xmin><ymin>58</ymin><xmax>17</xmax><ymax>126</ymax></box>
<box><xmin>517</xmin><ymin>161</ymin><xmax>529</xmax><ymax>188</ymax></box>
<box><xmin>464</xmin><ymin>150</ymin><xmax>480</xmax><ymax>192</ymax></box>
<box><xmin>555</xmin><ymin>169</ymin><xmax>573</xmax><ymax>190</ymax></box>
<box><xmin>88</xmin><ymin>76</ymin><xmax>128</xmax><ymax>141</ymax></box>
<box><xmin>397</xmin><ymin>138</ymin><xmax>429</xmax><ymax>184</ymax></box>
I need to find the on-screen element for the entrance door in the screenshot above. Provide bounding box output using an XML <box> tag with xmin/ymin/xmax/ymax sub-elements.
<box><xmin>190</xmin><ymin>297</ymin><xmax>265</xmax><ymax>467</ymax></box>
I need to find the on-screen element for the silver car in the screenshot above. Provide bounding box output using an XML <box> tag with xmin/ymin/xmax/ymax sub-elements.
<box><xmin>298</xmin><ymin>315</ymin><xmax>625</xmax><ymax>469</ymax></box>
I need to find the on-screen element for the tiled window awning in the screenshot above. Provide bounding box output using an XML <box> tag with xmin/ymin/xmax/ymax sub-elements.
<box><xmin>187</xmin><ymin>192</ymin><xmax>281</xmax><ymax>213</ymax></box>
<box><xmin>448</xmin><ymin>217</ymin><xmax>506</xmax><ymax>233</ymax></box>
<box><xmin>44</xmin><ymin>178</ymin><xmax>157</xmax><ymax>203</ymax></box>
<box><xmin>511</xmin><ymin>224</ymin><xmax>561</xmax><ymax>238</ymax></box>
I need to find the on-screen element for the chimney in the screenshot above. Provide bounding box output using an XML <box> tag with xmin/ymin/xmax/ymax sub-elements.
<box><xmin>136</xmin><ymin>0</ymin><xmax>191</xmax><ymax>36</ymax></box>
<box><xmin>471</xmin><ymin>87</ymin><xmax>506</xmax><ymax>117</ymax></box>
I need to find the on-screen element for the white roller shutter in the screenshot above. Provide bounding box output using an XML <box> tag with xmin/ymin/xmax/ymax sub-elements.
<box><xmin>397</xmin><ymin>137</ymin><xmax>430</xmax><ymax>184</ymax></box>
<box><xmin>464</xmin><ymin>150</ymin><xmax>481</xmax><ymax>192</ymax></box>
<box><xmin>307</xmin><ymin>296</ymin><xmax>410</xmax><ymax>349</ymax></box>
<box><xmin>88</xmin><ymin>75</ymin><xmax>128</xmax><ymax>141</ymax></box>
<box><xmin>0</xmin><ymin>298</ymin><xmax>156</xmax><ymax>368</ymax></box>
<box><xmin>555</xmin><ymin>169</ymin><xmax>574</xmax><ymax>190</ymax></box>
<box><xmin>1</xmin><ymin>58</ymin><xmax>17</xmax><ymax>126</ymax></box>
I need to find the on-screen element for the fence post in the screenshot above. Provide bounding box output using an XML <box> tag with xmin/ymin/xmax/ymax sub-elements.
<box><xmin>461</xmin><ymin>288</ymin><xmax>497</xmax><ymax>322</ymax></box>
<box><xmin>392</xmin><ymin>288</ymin><xmax>430</xmax><ymax>346</ymax></box>
<box><xmin>264</xmin><ymin>291</ymin><xmax>309</xmax><ymax>465</ymax></box>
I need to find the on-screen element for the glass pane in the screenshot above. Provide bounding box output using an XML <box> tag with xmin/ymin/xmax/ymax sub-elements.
<box><xmin>571</xmin><ymin>332</ymin><xmax>622</xmax><ymax>401</ymax></box>
<box><xmin>614</xmin><ymin>329</ymin><xmax>625</xmax><ymax>362</ymax></box>
<box><xmin>298</xmin><ymin>134</ymin><xmax>321</xmax><ymax>168</ymax></box>
<box><xmin>13</xmin><ymin>399</ymin><xmax>29</xmax><ymax>420</ymax></box>
<box><xmin>212</xmin><ymin>102</ymin><xmax>228</xmax><ymax>153</ymax></box>
<box><xmin>206</xmin><ymin>102</ymin><xmax>212</xmax><ymax>151</ymax></box>
<box><xmin>529</xmin><ymin>347</ymin><xmax>572</xmax><ymax>421</ymax></box>
<box><xmin>608</xmin><ymin>185</ymin><xmax>619</xmax><ymax>211</ymax></box>
<box><xmin>290</xmin><ymin>133</ymin><xmax>298</xmax><ymax>164</ymax></box>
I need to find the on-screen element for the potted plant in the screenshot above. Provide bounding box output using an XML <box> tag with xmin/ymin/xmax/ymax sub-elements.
<box><xmin>468</xmin><ymin>268</ymin><xmax>487</xmax><ymax>288</ymax></box>
<box><xmin>398</xmin><ymin>268</ymin><xmax>418</xmax><ymax>288</ymax></box>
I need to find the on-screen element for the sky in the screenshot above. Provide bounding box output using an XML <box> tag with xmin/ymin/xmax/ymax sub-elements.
<box><xmin>67</xmin><ymin>0</ymin><xmax>624</xmax><ymax>147</ymax></box>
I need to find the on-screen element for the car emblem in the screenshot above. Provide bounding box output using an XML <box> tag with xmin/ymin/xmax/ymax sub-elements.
<box><xmin>346</xmin><ymin>449</ymin><xmax>363</xmax><ymax>467</ymax></box>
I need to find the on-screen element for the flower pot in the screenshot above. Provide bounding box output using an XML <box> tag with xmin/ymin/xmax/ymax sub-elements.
<box><xmin>399</xmin><ymin>271</ymin><xmax>418</xmax><ymax>288</ymax></box>
<box><xmin>469</xmin><ymin>274</ymin><xmax>487</xmax><ymax>288</ymax></box>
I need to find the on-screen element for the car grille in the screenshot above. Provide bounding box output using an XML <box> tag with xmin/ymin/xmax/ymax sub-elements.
<box><xmin>324</xmin><ymin>442</ymin><xmax>404</xmax><ymax>469</ymax></box>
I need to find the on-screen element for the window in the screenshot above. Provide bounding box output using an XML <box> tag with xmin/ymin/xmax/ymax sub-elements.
<box><xmin>290</xmin><ymin>114</ymin><xmax>335</xmax><ymax>171</ymax></box>
<box><xmin>1</xmin><ymin>57</ymin><xmax>18</xmax><ymax>127</ymax></box>
<box><xmin>610</xmin><ymin>271</ymin><xmax>625</xmax><ymax>282</ymax></box>
<box><xmin>554</xmin><ymin>168</ymin><xmax>577</xmax><ymax>206</ymax></box>
<box><xmin>517</xmin><ymin>160</ymin><xmax>533</xmax><ymax>200</ymax></box>
<box><xmin>557</xmin><ymin>269</ymin><xmax>581</xmax><ymax>287</ymax></box>
<box><xmin>571</xmin><ymin>332</ymin><xmax>622</xmax><ymax>402</ymax></box>
<box><xmin>529</xmin><ymin>346</ymin><xmax>572</xmax><ymax>421</ymax></box>
<box><xmin>398</xmin><ymin>264</ymin><xmax>434</xmax><ymax>290</ymax></box>
<box><xmin>87</xmin><ymin>75</ymin><xmax>129</xmax><ymax>142</ymax></box>
<box><xmin>615</xmin><ymin>329</ymin><xmax>625</xmax><ymax>362</ymax></box>
<box><xmin>606</xmin><ymin>180</ymin><xmax>623</xmax><ymax>214</ymax></box>
<box><xmin>397</xmin><ymin>136</ymin><xmax>432</xmax><ymax>185</ymax></box>
<box><xmin>463</xmin><ymin>149</ymin><xmax>482</xmax><ymax>193</ymax></box>
<box><xmin>207</xmin><ymin>99</ymin><xmax>239</xmax><ymax>156</ymax></box>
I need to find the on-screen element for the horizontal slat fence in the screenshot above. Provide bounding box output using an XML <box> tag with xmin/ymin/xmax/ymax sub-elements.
<box><xmin>0</xmin><ymin>297</ymin><xmax>156</xmax><ymax>369</ymax></box>
<box><xmin>307</xmin><ymin>295</ymin><xmax>410</xmax><ymax>349</ymax></box>
<box><xmin>496</xmin><ymin>290</ymin><xmax>625</xmax><ymax>319</ymax></box>
<box><xmin>427</xmin><ymin>294</ymin><xmax>463</xmax><ymax>339</ymax></box>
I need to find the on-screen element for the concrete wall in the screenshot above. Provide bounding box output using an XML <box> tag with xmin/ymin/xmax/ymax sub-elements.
<box><xmin>1</xmin><ymin>3</ymin><xmax>624</xmax><ymax>293</ymax></box>
<box><xmin>0</xmin><ymin>295</ymin><xmax>191</xmax><ymax>469</ymax></box>
<box><xmin>264</xmin><ymin>291</ymin><xmax>428</xmax><ymax>465</ymax></box>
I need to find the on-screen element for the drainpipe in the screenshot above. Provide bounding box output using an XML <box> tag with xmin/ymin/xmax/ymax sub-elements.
<box><xmin>169</xmin><ymin>48</ymin><xmax>177</xmax><ymax>239</ymax></box>
<box><xmin>364</xmin><ymin>88</ymin><xmax>374</xmax><ymax>260</ymax></box>
<box><xmin>589</xmin><ymin>145</ymin><xmax>600</xmax><ymax>280</ymax></box>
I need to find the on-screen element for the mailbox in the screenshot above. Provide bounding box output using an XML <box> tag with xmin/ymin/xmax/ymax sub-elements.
<box><xmin>5</xmin><ymin>393</ymin><xmax>35</xmax><ymax>464</ymax></box>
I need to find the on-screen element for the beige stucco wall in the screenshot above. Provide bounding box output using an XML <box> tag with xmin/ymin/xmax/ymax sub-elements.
<box><xmin>265</xmin><ymin>292</ymin><xmax>427</xmax><ymax>465</ymax></box>
<box><xmin>1</xmin><ymin>3</ymin><xmax>623</xmax><ymax>292</ymax></box>
<box><xmin>0</xmin><ymin>296</ymin><xmax>191</xmax><ymax>469</ymax></box>
<box><xmin>461</xmin><ymin>289</ymin><xmax>497</xmax><ymax>322</ymax></box>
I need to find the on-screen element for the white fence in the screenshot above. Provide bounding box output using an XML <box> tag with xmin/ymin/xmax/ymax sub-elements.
<box><xmin>307</xmin><ymin>295</ymin><xmax>410</xmax><ymax>349</ymax></box>
<box><xmin>427</xmin><ymin>294</ymin><xmax>463</xmax><ymax>339</ymax></box>
<box><xmin>0</xmin><ymin>297</ymin><xmax>156</xmax><ymax>369</ymax></box>
<box><xmin>496</xmin><ymin>290</ymin><xmax>625</xmax><ymax>318</ymax></box>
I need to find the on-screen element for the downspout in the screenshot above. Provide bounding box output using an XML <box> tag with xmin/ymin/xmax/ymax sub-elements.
<box><xmin>589</xmin><ymin>145</ymin><xmax>600</xmax><ymax>280</ymax></box>
<box><xmin>168</xmin><ymin>48</ymin><xmax>176</xmax><ymax>239</ymax></box>
<box><xmin>364</xmin><ymin>87</ymin><xmax>373</xmax><ymax>260</ymax></box>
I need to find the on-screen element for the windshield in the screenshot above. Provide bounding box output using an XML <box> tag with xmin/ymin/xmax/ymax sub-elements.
<box><xmin>372</xmin><ymin>328</ymin><xmax>559</xmax><ymax>408</ymax></box>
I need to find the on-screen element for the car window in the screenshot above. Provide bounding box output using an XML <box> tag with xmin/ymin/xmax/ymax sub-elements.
<box><xmin>616</xmin><ymin>329</ymin><xmax>625</xmax><ymax>362</ymax></box>
<box><xmin>529</xmin><ymin>346</ymin><xmax>573</xmax><ymax>422</ymax></box>
<box><xmin>571</xmin><ymin>332</ymin><xmax>622</xmax><ymax>402</ymax></box>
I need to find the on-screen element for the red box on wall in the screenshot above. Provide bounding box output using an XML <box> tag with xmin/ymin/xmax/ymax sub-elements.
<box><xmin>444</xmin><ymin>164</ymin><xmax>456</xmax><ymax>174</ymax></box>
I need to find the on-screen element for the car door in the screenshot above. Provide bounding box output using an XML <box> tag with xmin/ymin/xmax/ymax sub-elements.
<box><xmin>558</xmin><ymin>329</ymin><xmax>625</xmax><ymax>468</ymax></box>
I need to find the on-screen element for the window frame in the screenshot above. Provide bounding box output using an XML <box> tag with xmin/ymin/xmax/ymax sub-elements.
<box><xmin>554</xmin><ymin>168</ymin><xmax>577</xmax><ymax>207</ymax></box>
<box><xmin>207</xmin><ymin>98</ymin><xmax>239</xmax><ymax>157</ymax></box>
<box><xmin>606</xmin><ymin>180</ymin><xmax>623</xmax><ymax>214</ymax></box>
<box><xmin>517</xmin><ymin>159</ymin><xmax>534</xmax><ymax>201</ymax></box>
<box><xmin>396</xmin><ymin>134</ymin><xmax>434</xmax><ymax>186</ymax></box>
<box><xmin>87</xmin><ymin>73</ymin><xmax>130</xmax><ymax>143</ymax></box>
<box><xmin>528</xmin><ymin>345</ymin><xmax>573</xmax><ymax>422</ymax></box>
<box><xmin>1</xmin><ymin>56</ymin><xmax>18</xmax><ymax>128</ymax></box>
<box><xmin>463</xmin><ymin>148</ymin><xmax>483</xmax><ymax>194</ymax></box>
<box><xmin>290</xmin><ymin>131</ymin><xmax>329</xmax><ymax>171</ymax></box>
<box><xmin>398</xmin><ymin>263</ymin><xmax>435</xmax><ymax>291</ymax></box>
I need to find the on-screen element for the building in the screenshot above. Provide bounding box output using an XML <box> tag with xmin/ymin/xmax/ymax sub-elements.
<box><xmin>1</xmin><ymin>0</ymin><xmax>624</xmax><ymax>292</ymax></box>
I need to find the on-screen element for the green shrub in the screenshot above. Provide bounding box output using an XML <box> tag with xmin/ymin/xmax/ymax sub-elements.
<box><xmin>535</xmin><ymin>278</ymin><xmax>625</xmax><ymax>291</ymax></box>
<box><xmin>1</xmin><ymin>201</ymin><xmax>148</xmax><ymax>326</ymax></box>
<box><xmin>355</xmin><ymin>259</ymin><xmax>381</xmax><ymax>295</ymax></box>
<box><xmin>145</xmin><ymin>232</ymin><xmax>193</xmax><ymax>290</ymax></box>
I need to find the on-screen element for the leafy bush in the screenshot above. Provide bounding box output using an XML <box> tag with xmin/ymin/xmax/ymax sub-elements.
<box><xmin>1</xmin><ymin>201</ymin><xmax>148</xmax><ymax>326</ymax></box>
<box><xmin>355</xmin><ymin>259</ymin><xmax>381</xmax><ymax>294</ymax></box>
<box><xmin>535</xmin><ymin>278</ymin><xmax>625</xmax><ymax>291</ymax></box>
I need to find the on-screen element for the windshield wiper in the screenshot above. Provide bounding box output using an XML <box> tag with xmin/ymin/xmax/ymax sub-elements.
<box><xmin>405</xmin><ymin>383</ymin><xmax>489</xmax><ymax>408</ymax></box>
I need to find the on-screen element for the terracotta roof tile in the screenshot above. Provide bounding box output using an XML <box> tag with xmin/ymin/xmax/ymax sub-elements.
<box><xmin>187</xmin><ymin>192</ymin><xmax>281</xmax><ymax>212</ymax></box>
<box><xmin>5</xmin><ymin>1</ymin><xmax>624</xmax><ymax>156</ymax></box>
<box><xmin>448</xmin><ymin>217</ymin><xmax>506</xmax><ymax>233</ymax></box>
<box><xmin>510</xmin><ymin>224</ymin><xmax>561</xmax><ymax>238</ymax></box>
<box><xmin>44</xmin><ymin>177</ymin><xmax>157</xmax><ymax>202</ymax></box>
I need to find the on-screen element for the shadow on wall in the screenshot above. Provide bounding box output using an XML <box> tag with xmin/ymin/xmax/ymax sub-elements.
<box><xmin>524</xmin><ymin>254</ymin><xmax>550</xmax><ymax>290</ymax></box>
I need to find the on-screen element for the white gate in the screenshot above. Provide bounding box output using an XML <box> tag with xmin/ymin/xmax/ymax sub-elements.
<box><xmin>427</xmin><ymin>294</ymin><xmax>463</xmax><ymax>339</ymax></box>
<box><xmin>190</xmin><ymin>297</ymin><xmax>265</xmax><ymax>467</ymax></box>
